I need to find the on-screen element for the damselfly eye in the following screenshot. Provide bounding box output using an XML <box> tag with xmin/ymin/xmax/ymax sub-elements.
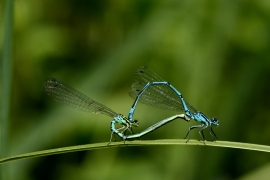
<box><xmin>211</xmin><ymin>118</ymin><xmax>219</xmax><ymax>126</ymax></box>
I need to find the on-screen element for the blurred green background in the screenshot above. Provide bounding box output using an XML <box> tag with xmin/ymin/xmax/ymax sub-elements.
<box><xmin>1</xmin><ymin>0</ymin><xmax>270</xmax><ymax>179</ymax></box>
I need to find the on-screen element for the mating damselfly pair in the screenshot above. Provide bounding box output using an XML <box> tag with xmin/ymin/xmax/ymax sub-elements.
<box><xmin>44</xmin><ymin>66</ymin><xmax>219</xmax><ymax>143</ymax></box>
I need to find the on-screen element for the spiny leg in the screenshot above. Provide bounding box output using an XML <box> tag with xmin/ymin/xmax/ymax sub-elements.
<box><xmin>108</xmin><ymin>125</ymin><xmax>127</xmax><ymax>145</ymax></box>
<box><xmin>108</xmin><ymin>132</ymin><xmax>115</xmax><ymax>145</ymax></box>
<box><xmin>123</xmin><ymin>126</ymin><xmax>141</xmax><ymax>143</ymax></box>
<box><xmin>198</xmin><ymin>125</ymin><xmax>209</xmax><ymax>144</ymax></box>
<box><xmin>208</xmin><ymin>125</ymin><xmax>218</xmax><ymax>141</ymax></box>
<box><xmin>128</xmin><ymin>127</ymin><xmax>134</xmax><ymax>134</ymax></box>
<box><xmin>116</xmin><ymin>125</ymin><xmax>128</xmax><ymax>134</ymax></box>
<box><xmin>118</xmin><ymin>125</ymin><xmax>135</xmax><ymax>144</ymax></box>
<box><xmin>184</xmin><ymin>124</ymin><xmax>204</xmax><ymax>143</ymax></box>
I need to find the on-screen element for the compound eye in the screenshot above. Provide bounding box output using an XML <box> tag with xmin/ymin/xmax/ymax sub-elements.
<box><xmin>212</xmin><ymin>118</ymin><xmax>218</xmax><ymax>123</ymax></box>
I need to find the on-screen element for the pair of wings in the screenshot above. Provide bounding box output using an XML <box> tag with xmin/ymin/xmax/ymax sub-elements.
<box><xmin>129</xmin><ymin>66</ymin><xmax>198</xmax><ymax>114</ymax></box>
<box><xmin>44</xmin><ymin>66</ymin><xmax>198</xmax><ymax>118</ymax></box>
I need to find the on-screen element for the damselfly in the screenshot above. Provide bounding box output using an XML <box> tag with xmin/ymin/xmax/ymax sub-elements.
<box><xmin>44</xmin><ymin>78</ymin><xmax>139</xmax><ymax>143</ymax></box>
<box><xmin>44</xmin><ymin>78</ymin><xmax>191</xmax><ymax>142</ymax></box>
<box><xmin>128</xmin><ymin>66</ymin><xmax>219</xmax><ymax>142</ymax></box>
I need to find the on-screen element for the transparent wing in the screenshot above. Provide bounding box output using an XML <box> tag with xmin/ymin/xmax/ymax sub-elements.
<box><xmin>129</xmin><ymin>66</ymin><xmax>198</xmax><ymax>113</ymax></box>
<box><xmin>129</xmin><ymin>82</ymin><xmax>184</xmax><ymax>111</ymax></box>
<box><xmin>184</xmin><ymin>101</ymin><xmax>198</xmax><ymax>114</ymax></box>
<box><xmin>44</xmin><ymin>78</ymin><xmax>117</xmax><ymax>118</ymax></box>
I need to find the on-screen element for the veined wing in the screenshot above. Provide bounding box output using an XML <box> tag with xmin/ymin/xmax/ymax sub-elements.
<box><xmin>129</xmin><ymin>66</ymin><xmax>198</xmax><ymax>114</ymax></box>
<box><xmin>44</xmin><ymin>78</ymin><xmax>117</xmax><ymax>118</ymax></box>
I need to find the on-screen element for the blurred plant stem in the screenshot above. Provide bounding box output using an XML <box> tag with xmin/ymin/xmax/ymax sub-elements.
<box><xmin>1</xmin><ymin>0</ymin><xmax>14</xmax><ymax>179</ymax></box>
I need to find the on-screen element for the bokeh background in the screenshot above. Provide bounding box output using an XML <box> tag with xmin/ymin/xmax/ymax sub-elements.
<box><xmin>1</xmin><ymin>0</ymin><xmax>270</xmax><ymax>179</ymax></box>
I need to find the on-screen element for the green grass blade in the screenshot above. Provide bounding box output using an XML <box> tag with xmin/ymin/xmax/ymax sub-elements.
<box><xmin>1</xmin><ymin>139</ymin><xmax>270</xmax><ymax>165</ymax></box>
<box><xmin>1</xmin><ymin>0</ymin><xmax>14</xmax><ymax>179</ymax></box>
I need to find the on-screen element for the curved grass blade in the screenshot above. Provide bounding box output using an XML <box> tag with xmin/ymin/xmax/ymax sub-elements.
<box><xmin>1</xmin><ymin>140</ymin><xmax>270</xmax><ymax>165</ymax></box>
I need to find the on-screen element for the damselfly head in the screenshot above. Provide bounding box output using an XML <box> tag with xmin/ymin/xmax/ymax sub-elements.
<box><xmin>132</xmin><ymin>119</ymin><xmax>139</xmax><ymax>127</ymax></box>
<box><xmin>211</xmin><ymin>118</ymin><xmax>219</xmax><ymax>126</ymax></box>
